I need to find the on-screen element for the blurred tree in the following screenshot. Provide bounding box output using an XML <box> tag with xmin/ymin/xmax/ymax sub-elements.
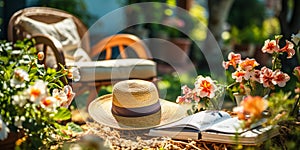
<box><xmin>207</xmin><ymin>0</ymin><xmax>234</xmax><ymax>47</ymax></box>
<box><xmin>276</xmin><ymin>0</ymin><xmax>300</xmax><ymax>71</ymax></box>
<box><xmin>36</xmin><ymin>0</ymin><xmax>96</xmax><ymax>26</ymax></box>
<box><xmin>0</xmin><ymin>0</ymin><xmax>26</xmax><ymax>39</ymax></box>
<box><xmin>201</xmin><ymin>0</ymin><xmax>234</xmax><ymax>79</ymax></box>
<box><xmin>277</xmin><ymin>0</ymin><xmax>300</xmax><ymax>40</ymax></box>
<box><xmin>228</xmin><ymin>0</ymin><xmax>265</xmax><ymax>31</ymax></box>
<box><xmin>227</xmin><ymin>0</ymin><xmax>266</xmax><ymax>45</ymax></box>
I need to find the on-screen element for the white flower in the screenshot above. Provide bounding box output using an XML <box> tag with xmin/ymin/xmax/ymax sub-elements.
<box><xmin>291</xmin><ymin>31</ymin><xmax>300</xmax><ymax>45</ymax></box>
<box><xmin>12</xmin><ymin>94</ymin><xmax>27</xmax><ymax>107</ymax></box>
<box><xmin>40</xmin><ymin>97</ymin><xmax>59</xmax><ymax>112</ymax></box>
<box><xmin>67</xmin><ymin>67</ymin><xmax>81</xmax><ymax>82</ymax></box>
<box><xmin>26</xmin><ymin>80</ymin><xmax>47</xmax><ymax>103</ymax></box>
<box><xmin>0</xmin><ymin>115</ymin><xmax>10</xmax><ymax>140</ymax></box>
<box><xmin>10</xmin><ymin>68</ymin><xmax>29</xmax><ymax>88</ymax></box>
<box><xmin>11</xmin><ymin>50</ymin><xmax>21</xmax><ymax>55</ymax></box>
<box><xmin>14</xmin><ymin>116</ymin><xmax>25</xmax><ymax>128</ymax></box>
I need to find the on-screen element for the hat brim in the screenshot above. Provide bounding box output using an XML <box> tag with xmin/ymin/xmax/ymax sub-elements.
<box><xmin>88</xmin><ymin>94</ymin><xmax>188</xmax><ymax>130</ymax></box>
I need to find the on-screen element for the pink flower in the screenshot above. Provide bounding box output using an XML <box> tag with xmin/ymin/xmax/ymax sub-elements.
<box><xmin>63</xmin><ymin>85</ymin><xmax>75</xmax><ymax>107</ymax></box>
<box><xmin>176</xmin><ymin>96</ymin><xmax>186</xmax><ymax>104</ymax></box>
<box><xmin>278</xmin><ymin>40</ymin><xmax>295</xmax><ymax>59</ymax></box>
<box><xmin>295</xmin><ymin>87</ymin><xmax>300</xmax><ymax>94</ymax></box>
<box><xmin>194</xmin><ymin>76</ymin><xmax>216</xmax><ymax>98</ymax></box>
<box><xmin>223</xmin><ymin>52</ymin><xmax>241</xmax><ymax>69</ymax></box>
<box><xmin>250</xmin><ymin>69</ymin><xmax>261</xmax><ymax>82</ymax></box>
<box><xmin>193</xmin><ymin>92</ymin><xmax>200</xmax><ymax>102</ymax></box>
<box><xmin>260</xmin><ymin>67</ymin><xmax>274</xmax><ymax>88</ymax></box>
<box><xmin>262</xmin><ymin>39</ymin><xmax>280</xmax><ymax>54</ymax></box>
<box><xmin>294</xmin><ymin>66</ymin><xmax>300</xmax><ymax>81</ymax></box>
<box><xmin>52</xmin><ymin>85</ymin><xmax>75</xmax><ymax>107</ymax></box>
<box><xmin>272</xmin><ymin>70</ymin><xmax>290</xmax><ymax>87</ymax></box>
<box><xmin>238</xmin><ymin>58</ymin><xmax>259</xmax><ymax>71</ymax></box>
<box><xmin>181</xmin><ymin>85</ymin><xmax>192</xmax><ymax>95</ymax></box>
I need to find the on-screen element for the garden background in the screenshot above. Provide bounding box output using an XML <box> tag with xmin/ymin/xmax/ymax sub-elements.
<box><xmin>0</xmin><ymin>0</ymin><xmax>299</xmax><ymax>149</ymax></box>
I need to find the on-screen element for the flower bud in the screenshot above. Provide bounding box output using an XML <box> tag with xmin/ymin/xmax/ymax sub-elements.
<box><xmin>37</xmin><ymin>51</ymin><xmax>44</xmax><ymax>61</ymax></box>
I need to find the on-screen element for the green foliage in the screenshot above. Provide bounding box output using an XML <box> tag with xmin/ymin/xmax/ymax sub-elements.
<box><xmin>264</xmin><ymin>91</ymin><xmax>300</xmax><ymax>149</ymax></box>
<box><xmin>158</xmin><ymin>73</ymin><xmax>181</xmax><ymax>102</ymax></box>
<box><xmin>231</xmin><ymin>25</ymin><xmax>267</xmax><ymax>44</ymax></box>
<box><xmin>228</xmin><ymin>0</ymin><xmax>265</xmax><ymax>30</ymax></box>
<box><xmin>53</xmin><ymin>107</ymin><xmax>72</xmax><ymax>121</ymax></box>
<box><xmin>228</xmin><ymin>0</ymin><xmax>267</xmax><ymax>44</ymax></box>
<box><xmin>0</xmin><ymin>39</ymin><xmax>80</xmax><ymax>149</ymax></box>
<box><xmin>67</xmin><ymin>122</ymin><xmax>84</xmax><ymax>133</ymax></box>
<box><xmin>267</xmin><ymin>91</ymin><xmax>295</xmax><ymax>125</ymax></box>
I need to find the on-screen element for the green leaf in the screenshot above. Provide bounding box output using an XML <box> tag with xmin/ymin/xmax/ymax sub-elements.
<box><xmin>53</xmin><ymin>107</ymin><xmax>71</xmax><ymax>121</ymax></box>
<box><xmin>0</xmin><ymin>56</ymin><xmax>9</xmax><ymax>64</ymax></box>
<box><xmin>53</xmin><ymin>122</ymin><xmax>67</xmax><ymax>130</ymax></box>
<box><xmin>67</xmin><ymin>122</ymin><xmax>83</xmax><ymax>133</ymax></box>
<box><xmin>275</xmin><ymin>35</ymin><xmax>283</xmax><ymax>40</ymax></box>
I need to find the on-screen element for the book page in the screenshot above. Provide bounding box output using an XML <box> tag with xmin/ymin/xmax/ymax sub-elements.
<box><xmin>205</xmin><ymin>117</ymin><xmax>244</xmax><ymax>133</ymax></box>
<box><xmin>154</xmin><ymin>110</ymin><xmax>231</xmax><ymax>131</ymax></box>
<box><xmin>205</xmin><ymin>117</ymin><xmax>267</xmax><ymax>134</ymax></box>
<box><xmin>201</xmin><ymin>125</ymin><xmax>279</xmax><ymax>145</ymax></box>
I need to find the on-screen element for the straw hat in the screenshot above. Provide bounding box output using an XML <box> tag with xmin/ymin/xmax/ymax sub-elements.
<box><xmin>88</xmin><ymin>79</ymin><xmax>188</xmax><ymax>130</ymax></box>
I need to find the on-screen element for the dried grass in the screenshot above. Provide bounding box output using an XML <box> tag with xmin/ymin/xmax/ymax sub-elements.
<box><xmin>66</xmin><ymin>122</ymin><xmax>234</xmax><ymax>150</ymax></box>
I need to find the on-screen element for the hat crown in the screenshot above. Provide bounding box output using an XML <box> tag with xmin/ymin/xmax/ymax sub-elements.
<box><xmin>112</xmin><ymin>80</ymin><xmax>159</xmax><ymax>108</ymax></box>
<box><xmin>88</xmin><ymin>79</ymin><xmax>187</xmax><ymax>130</ymax></box>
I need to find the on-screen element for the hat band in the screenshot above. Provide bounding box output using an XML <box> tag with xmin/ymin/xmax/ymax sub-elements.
<box><xmin>111</xmin><ymin>100</ymin><xmax>161</xmax><ymax>117</ymax></box>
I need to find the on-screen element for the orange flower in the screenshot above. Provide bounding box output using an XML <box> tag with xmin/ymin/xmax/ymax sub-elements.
<box><xmin>232</xmin><ymin>70</ymin><xmax>247</xmax><ymax>82</ymax></box>
<box><xmin>233</xmin><ymin>106</ymin><xmax>246</xmax><ymax>120</ymax></box>
<box><xmin>195</xmin><ymin>76</ymin><xmax>216</xmax><ymax>98</ymax></box>
<box><xmin>241</xmin><ymin>96</ymin><xmax>267</xmax><ymax>118</ymax></box>
<box><xmin>222</xmin><ymin>52</ymin><xmax>241</xmax><ymax>69</ymax></box>
<box><xmin>262</xmin><ymin>39</ymin><xmax>279</xmax><ymax>54</ymax></box>
<box><xmin>239</xmin><ymin>58</ymin><xmax>259</xmax><ymax>71</ymax></box>
<box><xmin>278</xmin><ymin>40</ymin><xmax>295</xmax><ymax>59</ymax></box>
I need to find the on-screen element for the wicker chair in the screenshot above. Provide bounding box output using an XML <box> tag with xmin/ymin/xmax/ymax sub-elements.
<box><xmin>8</xmin><ymin>7</ymin><xmax>157</xmax><ymax>105</ymax></box>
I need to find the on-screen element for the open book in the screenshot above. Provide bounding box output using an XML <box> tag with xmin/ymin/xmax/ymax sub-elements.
<box><xmin>148</xmin><ymin>111</ymin><xmax>279</xmax><ymax>145</ymax></box>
